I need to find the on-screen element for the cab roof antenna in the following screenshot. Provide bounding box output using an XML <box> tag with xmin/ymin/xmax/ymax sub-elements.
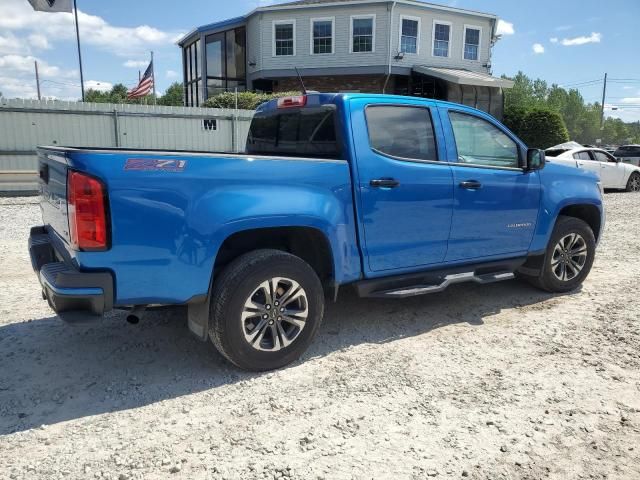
<box><xmin>295</xmin><ymin>67</ymin><xmax>308</xmax><ymax>95</ymax></box>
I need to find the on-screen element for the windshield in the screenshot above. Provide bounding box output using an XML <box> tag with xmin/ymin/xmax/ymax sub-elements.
<box><xmin>545</xmin><ymin>148</ymin><xmax>570</xmax><ymax>157</ymax></box>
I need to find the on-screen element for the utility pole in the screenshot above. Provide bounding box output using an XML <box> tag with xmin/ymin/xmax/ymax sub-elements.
<box><xmin>600</xmin><ymin>72</ymin><xmax>607</xmax><ymax>129</ymax></box>
<box><xmin>74</xmin><ymin>0</ymin><xmax>85</xmax><ymax>101</ymax></box>
<box><xmin>34</xmin><ymin>61</ymin><xmax>41</xmax><ymax>101</ymax></box>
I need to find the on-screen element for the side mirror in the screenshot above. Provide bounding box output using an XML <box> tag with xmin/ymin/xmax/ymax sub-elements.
<box><xmin>526</xmin><ymin>148</ymin><xmax>546</xmax><ymax>171</ymax></box>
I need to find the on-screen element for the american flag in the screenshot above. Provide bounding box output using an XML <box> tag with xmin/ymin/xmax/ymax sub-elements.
<box><xmin>127</xmin><ymin>61</ymin><xmax>154</xmax><ymax>99</ymax></box>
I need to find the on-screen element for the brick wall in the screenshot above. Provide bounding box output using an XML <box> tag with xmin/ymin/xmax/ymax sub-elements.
<box><xmin>273</xmin><ymin>75</ymin><xmax>388</xmax><ymax>93</ymax></box>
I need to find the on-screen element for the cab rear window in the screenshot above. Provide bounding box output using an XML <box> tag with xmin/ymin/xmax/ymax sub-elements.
<box><xmin>246</xmin><ymin>107</ymin><xmax>343</xmax><ymax>159</ymax></box>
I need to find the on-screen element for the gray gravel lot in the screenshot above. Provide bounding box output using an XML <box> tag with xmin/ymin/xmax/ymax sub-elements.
<box><xmin>0</xmin><ymin>194</ymin><xmax>639</xmax><ymax>480</ymax></box>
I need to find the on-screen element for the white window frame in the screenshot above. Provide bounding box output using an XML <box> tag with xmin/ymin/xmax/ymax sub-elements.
<box><xmin>462</xmin><ymin>24</ymin><xmax>482</xmax><ymax>61</ymax></box>
<box><xmin>431</xmin><ymin>19</ymin><xmax>452</xmax><ymax>58</ymax></box>
<box><xmin>310</xmin><ymin>17</ymin><xmax>335</xmax><ymax>55</ymax></box>
<box><xmin>399</xmin><ymin>15</ymin><xmax>421</xmax><ymax>55</ymax></box>
<box><xmin>350</xmin><ymin>14</ymin><xmax>376</xmax><ymax>53</ymax></box>
<box><xmin>272</xmin><ymin>19</ymin><xmax>296</xmax><ymax>57</ymax></box>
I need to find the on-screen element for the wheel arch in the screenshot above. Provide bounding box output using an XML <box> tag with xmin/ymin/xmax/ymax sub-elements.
<box><xmin>557</xmin><ymin>203</ymin><xmax>602</xmax><ymax>242</ymax></box>
<box><xmin>213</xmin><ymin>226</ymin><xmax>336</xmax><ymax>297</ymax></box>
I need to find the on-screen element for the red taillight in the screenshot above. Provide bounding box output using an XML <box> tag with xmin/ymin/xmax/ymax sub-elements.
<box><xmin>67</xmin><ymin>171</ymin><xmax>108</xmax><ymax>251</ymax></box>
<box><xmin>277</xmin><ymin>95</ymin><xmax>307</xmax><ymax>109</ymax></box>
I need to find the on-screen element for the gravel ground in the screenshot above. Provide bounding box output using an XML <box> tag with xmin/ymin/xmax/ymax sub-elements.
<box><xmin>0</xmin><ymin>193</ymin><xmax>639</xmax><ymax>480</ymax></box>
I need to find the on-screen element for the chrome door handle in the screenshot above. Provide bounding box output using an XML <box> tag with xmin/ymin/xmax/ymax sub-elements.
<box><xmin>459</xmin><ymin>180</ymin><xmax>482</xmax><ymax>190</ymax></box>
<box><xmin>370</xmin><ymin>178</ymin><xmax>400</xmax><ymax>188</ymax></box>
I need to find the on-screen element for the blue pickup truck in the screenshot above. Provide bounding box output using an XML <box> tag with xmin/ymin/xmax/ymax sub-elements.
<box><xmin>30</xmin><ymin>93</ymin><xmax>604</xmax><ymax>371</ymax></box>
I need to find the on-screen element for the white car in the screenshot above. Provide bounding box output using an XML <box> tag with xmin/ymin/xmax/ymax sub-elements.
<box><xmin>545</xmin><ymin>144</ymin><xmax>640</xmax><ymax>192</ymax></box>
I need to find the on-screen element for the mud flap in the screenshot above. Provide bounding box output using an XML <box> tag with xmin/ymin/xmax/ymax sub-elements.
<box><xmin>187</xmin><ymin>297</ymin><xmax>210</xmax><ymax>341</ymax></box>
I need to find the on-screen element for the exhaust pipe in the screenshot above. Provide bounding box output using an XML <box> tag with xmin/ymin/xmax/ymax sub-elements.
<box><xmin>126</xmin><ymin>305</ymin><xmax>147</xmax><ymax>324</ymax></box>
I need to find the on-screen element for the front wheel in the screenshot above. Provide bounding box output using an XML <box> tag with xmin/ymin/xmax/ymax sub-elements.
<box><xmin>527</xmin><ymin>216</ymin><xmax>596</xmax><ymax>293</ymax></box>
<box><xmin>208</xmin><ymin>249</ymin><xmax>325</xmax><ymax>371</ymax></box>
<box><xmin>626</xmin><ymin>172</ymin><xmax>640</xmax><ymax>192</ymax></box>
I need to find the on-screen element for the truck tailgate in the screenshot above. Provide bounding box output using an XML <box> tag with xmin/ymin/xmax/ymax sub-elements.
<box><xmin>38</xmin><ymin>148</ymin><xmax>71</xmax><ymax>245</ymax></box>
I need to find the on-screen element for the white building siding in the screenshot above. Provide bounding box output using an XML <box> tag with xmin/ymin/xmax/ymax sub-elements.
<box><xmin>255</xmin><ymin>4</ymin><xmax>391</xmax><ymax>72</ymax></box>
<box><xmin>390</xmin><ymin>4</ymin><xmax>494</xmax><ymax>72</ymax></box>
<box><xmin>247</xmin><ymin>15</ymin><xmax>263</xmax><ymax>73</ymax></box>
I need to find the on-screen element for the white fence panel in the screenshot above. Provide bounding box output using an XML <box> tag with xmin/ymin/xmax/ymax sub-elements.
<box><xmin>0</xmin><ymin>98</ymin><xmax>254</xmax><ymax>194</ymax></box>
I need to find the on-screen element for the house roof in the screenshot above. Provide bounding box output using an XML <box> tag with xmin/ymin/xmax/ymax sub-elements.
<box><xmin>177</xmin><ymin>15</ymin><xmax>247</xmax><ymax>46</ymax></box>
<box><xmin>257</xmin><ymin>0</ymin><xmax>497</xmax><ymax>19</ymax></box>
<box><xmin>178</xmin><ymin>0</ymin><xmax>497</xmax><ymax>46</ymax></box>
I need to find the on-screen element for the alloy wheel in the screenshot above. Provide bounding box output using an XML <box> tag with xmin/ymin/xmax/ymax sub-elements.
<box><xmin>550</xmin><ymin>233</ymin><xmax>588</xmax><ymax>282</ymax></box>
<box><xmin>241</xmin><ymin>277</ymin><xmax>308</xmax><ymax>352</ymax></box>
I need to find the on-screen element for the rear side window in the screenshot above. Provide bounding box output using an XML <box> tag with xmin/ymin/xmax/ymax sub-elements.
<box><xmin>365</xmin><ymin>106</ymin><xmax>438</xmax><ymax>161</ymax></box>
<box><xmin>573</xmin><ymin>151</ymin><xmax>593</xmax><ymax>161</ymax></box>
<box><xmin>449</xmin><ymin>111</ymin><xmax>519</xmax><ymax>168</ymax></box>
<box><xmin>593</xmin><ymin>151</ymin><xmax>613</xmax><ymax>162</ymax></box>
<box><xmin>246</xmin><ymin>107</ymin><xmax>342</xmax><ymax>159</ymax></box>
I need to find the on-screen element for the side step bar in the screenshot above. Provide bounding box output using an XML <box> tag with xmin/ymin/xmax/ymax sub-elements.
<box><xmin>354</xmin><ymin>258</ymin><xmax>525</xmax><ymax>299</ymax></box>
<box><xmin>373</xmin><ymin>271</ymin><xmax>515</xmax><ymax>298</ymax></box>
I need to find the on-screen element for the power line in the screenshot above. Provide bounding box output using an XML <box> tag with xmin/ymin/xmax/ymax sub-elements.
<box><xmin>558</xmin><ymin>78</ymin><xmax>602</xmax><ymax>87</ymax></box>
<box><xmin>560</xmin><ymin>80</ymin><xmax>602</xmax><ymax>89</ymax></box>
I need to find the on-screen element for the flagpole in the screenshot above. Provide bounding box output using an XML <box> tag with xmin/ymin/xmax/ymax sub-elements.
<box><xmin>73</xmin><ymin>0</ymin><xmax>85</xmax><ymax>101</ymax></box>
<box><xmin>151</xmin><ymin>51</ymin><xmax>156</xmax><ymax>104</ymax></box>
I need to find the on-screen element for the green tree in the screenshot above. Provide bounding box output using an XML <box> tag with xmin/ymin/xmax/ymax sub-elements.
<box><xmin>504</xmin><ymin>71</ymin><xmax>539</xmax><ymax>111</ymax></box>
<box><xmin>502</xmin><ymin>71</ymin><xmax>640</xmax><ymax>145</ymax></box>
<box><xmin>560</xmin><ymin>89</ymin><xmax>586</xmax><ymax>140</ymax></box>
<box><xmin>158</xmin><ymin>82</ymin><xmax>184</xmax><ymax>106</ymax></box>
<box><xmin>546</xmin><ymin>85</ymin><xmax>568</xmax><ymax>113</ymax></box>
<box><xmin>84</xmin><ymin>83</ymin><xmax>155</xmax><ymax>105</ymax></box>
<box><xmin>504</xmin><ymin>107</ymin><xmax>569</xmax><ymax>148</ymax></box>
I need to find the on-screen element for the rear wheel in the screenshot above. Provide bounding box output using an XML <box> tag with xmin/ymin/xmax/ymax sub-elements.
<box><xmin>626</xmin><ymin>172</ymin><xmax>640</xmax><ymax>192</ymax></box>
<box><xmin>526</xmin><ymin>216</ymin><xmax>596</xmax><ymax>293</ymax></box>
<box><xmin>209</xmin><ymin>249</ymin><xmax>325</xmax><ymax>371</ymax></box>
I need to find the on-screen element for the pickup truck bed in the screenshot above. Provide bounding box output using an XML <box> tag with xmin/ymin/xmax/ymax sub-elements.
<box><xmin>36</xmin><ymin>146</ymin><xmax>360</xmax><ymax>308</ymax></box>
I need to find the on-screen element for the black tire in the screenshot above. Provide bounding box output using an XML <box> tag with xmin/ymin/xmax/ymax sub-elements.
<box><xmin>208</xmin><ymin>249</ymin><xmax>325</xmax><ymax>371</ymax></box>
<box><xmin>626</xmin><ymin>172</ymin><xmax>640</xmax><ymax>192</ymax></box>
<box><xmin>526</xmin><ymin>216</ymin><xmax>596</xmax><ymax>293</ymax></box>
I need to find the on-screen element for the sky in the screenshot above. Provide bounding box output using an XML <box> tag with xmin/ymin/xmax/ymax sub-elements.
<box><xmin>0</xmin><ymin>0</ymin><xmax>639</xmax><ymax>121</ymax></box>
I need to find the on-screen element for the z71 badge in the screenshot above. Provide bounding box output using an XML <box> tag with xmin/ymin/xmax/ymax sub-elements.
<box><xmin>124</xmin><ymin>158</ymin><xmax>187</xmax><ymax>172</ymax></box>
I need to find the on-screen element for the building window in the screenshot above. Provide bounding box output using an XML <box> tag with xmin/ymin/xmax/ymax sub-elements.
<box><xmin>273</xmin><ymin>21</ymin><xmax>295</xmax><ymax>56</ymax></box>
<box><xmin>351</xmin><ymin>15</ymin><xmax>375</xmax><ymax>53</ymax></box>
<box><xmin>433</xmin><ymin>21</ymin><xmax>451</xmax><ymax>57</ymax></box>
<box><xmin>463</xmin><ymin>26</ymin><xmax>481</xmax><ymax>60</ymax></box>
<box><xmin>400</xmin><ymin>16</ymin><xmax>420</xmax><ymax>54</ymax></box>
<box><xmin>311</xmin><ymin>17</ymin><xmax>334</xmax><ymax>55</ymax></box>
<box><xmin>205</xmin><ymin>26</ymin><xmax>246</xmax><ymax>99</ymax></box>
<box><xmin>184</xmin><ymin>39</ymin><xmax>201</xmax><ymax>106</ymax></box>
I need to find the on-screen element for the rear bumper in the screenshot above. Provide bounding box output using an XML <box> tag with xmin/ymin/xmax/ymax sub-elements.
<box><xmin>29</xmin><ymin>226</ymin><xmax>114</xmax><ymax>322</ymax></box>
